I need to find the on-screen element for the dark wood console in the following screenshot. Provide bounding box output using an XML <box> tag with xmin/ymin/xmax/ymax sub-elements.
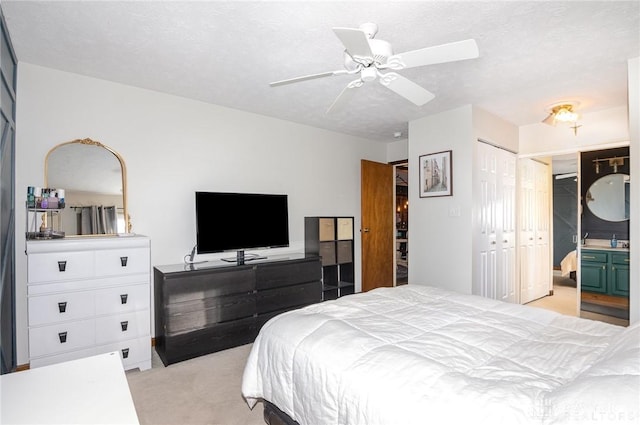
<box><xmin>153</xmin><ymin>254</ymin><xmax>322</xmax><ymax>366</ymax></box>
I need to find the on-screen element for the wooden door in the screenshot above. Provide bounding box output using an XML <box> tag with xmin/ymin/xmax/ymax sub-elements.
<box><xmin>361</xmin><ymin>160</ymin><xmax>394</xmax><ymax>292</ymax></box>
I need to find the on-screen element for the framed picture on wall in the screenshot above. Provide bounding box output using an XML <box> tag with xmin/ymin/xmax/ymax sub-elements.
<box><xmin>419</xmin><ymin>150</ymin><xmax>452</xmax><ymax>198</ymax></box>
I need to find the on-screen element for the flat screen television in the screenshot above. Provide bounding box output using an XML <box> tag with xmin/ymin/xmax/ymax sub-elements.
<box><xmin>195</xmin><ymin>191</ymin><xmax>289</xmax><ymax>259</ymax></box>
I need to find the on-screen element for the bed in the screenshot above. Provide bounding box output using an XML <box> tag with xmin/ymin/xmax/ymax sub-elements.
<box><xmin>560</xmin><ymin>250</ymin><xmax>577</xmax><ymax>278</ymax></box>
<box><xmin>242</xmin><ymin>285</ymin><xmax>639</xmax><ymax>425</ymax></box>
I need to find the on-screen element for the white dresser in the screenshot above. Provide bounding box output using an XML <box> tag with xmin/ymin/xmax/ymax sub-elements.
<box><xmin>26</xmin><ymin>235</ymin><xmax>151</xmax><ymax>371</ymax></box>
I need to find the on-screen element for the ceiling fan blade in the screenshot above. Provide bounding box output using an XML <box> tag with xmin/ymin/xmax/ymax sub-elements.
<box><xmin>542</xmin><ymin>112</ymin><xmax>556</xmax><ymax>126</ymax></box>
<box><xmin>391</xmin><ymin>39</ymin><xmax>479</xmax><ymax>69</ymax></box>
<box><xmin>270</xmin><ymin>70</ymin><xmax>348</xmax><ymax>87</ymax></box>
<box><xmin>326</xmin><ymin>80</ymin><xmax>361</xmax><ymax>114</ymax></box>
<box><xmin>379</xmin><ymin>72</ymin><xmax>435</xmax><ymax>106</ymax></box>
<box><xmin>333</xmin><ymin>27</ymin><xmax>374</xmax><ymax>64</ymax></box>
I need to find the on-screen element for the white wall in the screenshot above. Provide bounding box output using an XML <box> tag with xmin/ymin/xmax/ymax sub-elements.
<box><xmin>407</xmin><ymin>105</ymin><xmax>474</xmax><ymax>293</ymax></box>
<box><xmin>628</xmin><ymin>57</ymin><xmax>639</xmax><ymax>324</ymax></box>
<box><xmin>408</xmin><ymin>105</ymin><xmax>518</xmax><ymax>294</ymax></box>
<box><xmin>386</xmin><ymin>138</ymin><xmax>408</xmax><ymax>163</ymax></box>
<box><xmin>14</xmin><ymin>63</ymin><xmax>386</xmax><ymax>365</ymax></box>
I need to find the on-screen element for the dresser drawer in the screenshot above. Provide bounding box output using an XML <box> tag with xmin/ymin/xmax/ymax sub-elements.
<box><xmin>113</xmin><ymin>336</ymin><xmax>151</xmax><ymax>370</ymax></box>
<box><xmin>255</xmin><ymin>259</ymin><xmax>322</xmax><ymax>290</ymax></box>
<box><xmin>29</xmin><ymin>336</ymin><xmax>151</xmax><ymax>371</ymax></box>
<box><xmin>95</xmin><ymin>247</ymin><xmax>150</xmax><ymax>277</ymax></box>
<box><xmin>27</xmin><ymin>251</ymin><xmax>94</xmax><ymax>283</ymax></box>
<box><xmin>611</xmin><ymin>253</ymin><xmax>630</xmax><ymax>265</ymax></box>
<box><xmin>29</xmin><ymin>319</ymin><xmax>95</xmax><ymax>357</ymax></box>
<box><xmin>28</xmin><ymin>291</ymin><xmax>95</xmax><ymax>326</ymax></box>
<box><xmin>581</xmin><ymin>251</ymin><xmax>608</xmax><ymax>263</ymax></box>
<box><xmin>95</xmin><ymin>310</ymin><xmax>150</xmax><ymax>344</ymax></box>
<box><xmin>95</xmin><ymin>284</ymin><xmax>149</xmax><ymax>315</ymax></box>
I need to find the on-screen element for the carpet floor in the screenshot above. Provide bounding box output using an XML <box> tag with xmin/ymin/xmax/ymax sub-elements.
<box><xmin>126</xmin><ymin>344</ymin><xmax>264</xmax><ymax>425</ymax></box>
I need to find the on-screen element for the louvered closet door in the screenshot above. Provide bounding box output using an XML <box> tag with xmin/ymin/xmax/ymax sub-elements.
<box><xmin>473</xmin><ymin>142</ymin><xmax>516</xmax><ymax>302</ymax></box>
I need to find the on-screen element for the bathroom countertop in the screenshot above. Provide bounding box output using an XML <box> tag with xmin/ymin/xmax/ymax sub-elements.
<box><xmin>581</xmin><ymin>245</ymin><xmax>630</xmax><ymax>252</ymax></box>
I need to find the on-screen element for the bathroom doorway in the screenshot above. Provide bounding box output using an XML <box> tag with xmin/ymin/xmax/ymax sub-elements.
<box><xmin>395</xmin><ymin>162</ymin><xmax>408</xmax><ymax>285</ymax></box>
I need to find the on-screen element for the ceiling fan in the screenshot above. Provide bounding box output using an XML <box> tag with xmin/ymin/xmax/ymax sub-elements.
<box><xmin>269</xmin><ymin>23</ymin><xmax>480</xmax><ymax>113</ymax></box>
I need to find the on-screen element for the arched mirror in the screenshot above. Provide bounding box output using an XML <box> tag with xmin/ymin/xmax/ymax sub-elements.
<box><xmin>585</xmin><ymin>173</ymin><xmax>630</xmax><ymax>222</ymax></box>
<box><xmin>45</xmin><ymin>138</ymin><xmax>130</xmax><ymax>236</ymax></box>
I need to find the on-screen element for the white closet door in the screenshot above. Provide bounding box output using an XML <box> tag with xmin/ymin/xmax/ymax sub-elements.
<box><xmin>499</xmin><ymin>152</ymin><xmax>517</xmax><ymax>303</ymax></box>
<box><xmin>473</xmin><ymin>142</ymin><xmax>516</xmax><ymax>302</ymax></box>
<box><xmin>519</xmin><ymin>158</ymin><xmax>551</xmax><ymax>303</ymax></box>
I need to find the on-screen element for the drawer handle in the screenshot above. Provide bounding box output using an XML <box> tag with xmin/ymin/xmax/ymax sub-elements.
<box><xmin>57</xmin><ymin>261</ymin><xmax>67</xmax><ymax>272</ymax></box>
<box><xmin>58</xmin><ymin>331</ymin><xmax>67</xmax><ymax>344</ymax></box>
<box><xmin>583</xmin><ymin>256</ymin><xmax>596</xmax><ymax>259</ymax></box>
<box><xmin>58</xmin><ymin>302</ymin><xmax>67</xmax><ymax>313</ymax></box>
<box><xmin>120</xmin><ymin>294</ymin><xmax>128</xmax><ymax>304</ymax></box>
<box><xmin>120</xmin><ymin>256</ymin><xmax>128</xmax><ymax>267</ymax></box>
<box><xmin>120</xmin><ymin>321</ymin><xmax>129</xmax><ymax>332</ymax></box>
<box><xmin>121</xmin><ymin>348</ymin><xmax>130</xmax><ymax>359</ymax></box>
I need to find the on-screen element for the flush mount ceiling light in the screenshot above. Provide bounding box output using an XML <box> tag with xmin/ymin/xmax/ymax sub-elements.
<box><xmin>542</xmin><ymin>102</ymin><xmax>581</xmax><ymax>135</ymax></box>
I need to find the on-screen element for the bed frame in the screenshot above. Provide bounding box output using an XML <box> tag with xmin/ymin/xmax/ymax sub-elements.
<box><xmin>263</xmin><ymin>401</ymin><xmax>300</xmax><ymax>425</ymax></box>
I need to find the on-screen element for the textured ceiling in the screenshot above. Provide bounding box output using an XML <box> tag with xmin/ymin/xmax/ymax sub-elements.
<box><xmin>2</xmin><ymin>1</ymin><xmax>639</xmax><ymax>142</ymax></box>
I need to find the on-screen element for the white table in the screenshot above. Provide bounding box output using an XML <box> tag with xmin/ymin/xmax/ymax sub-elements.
<box><xmin>0</xmin><ymin>352</ymin><xmax>139</xmax><ymax>424</ymax></box>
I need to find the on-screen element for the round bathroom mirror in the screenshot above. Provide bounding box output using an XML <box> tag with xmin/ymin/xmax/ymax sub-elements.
<box><xmin>585</xmin><ymin>174</ymin><xmax>630</xmax><ymax>222</ymax></box>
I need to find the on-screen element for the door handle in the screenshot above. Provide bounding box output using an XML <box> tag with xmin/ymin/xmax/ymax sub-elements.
<box><xmin>362</xmin><ymin>228</ymin><xmax>370</xmax><ymax>233</ymax></box>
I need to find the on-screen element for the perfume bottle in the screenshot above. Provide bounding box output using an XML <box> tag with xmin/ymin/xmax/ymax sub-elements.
<box><xmin>41</xmin><ymin>189</ymin><xmax>49</xmax><ymax>209</ymax></box>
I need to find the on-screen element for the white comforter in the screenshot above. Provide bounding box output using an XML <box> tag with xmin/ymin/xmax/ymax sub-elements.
<box><xmin>242</xmin><ymin>285</ymin><xmax>640</xmax><ymax>425</ymax></box>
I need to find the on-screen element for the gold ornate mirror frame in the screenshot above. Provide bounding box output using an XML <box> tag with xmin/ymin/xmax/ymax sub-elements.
<box><xmin>44</xmin><ymin>138</ymin><xmax>131</xmax><ymax>235</ymax></box>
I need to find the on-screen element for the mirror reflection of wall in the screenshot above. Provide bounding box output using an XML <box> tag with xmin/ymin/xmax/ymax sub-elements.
<box><xmin>586</xmin><ymin>174</ymin><xmax>630</xmax><ymax>222</ymax></box>
<box><xmin>45</xmin><ymin>139</ymin><xmax>128</xmax><ymax>236</ymax></box>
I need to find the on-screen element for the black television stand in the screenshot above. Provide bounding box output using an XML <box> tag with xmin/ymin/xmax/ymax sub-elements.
<box><xmin>153</xmin><ymin>253</ymin><xmax>322</xmax><ymax>365</ymax></box>
<box><xmin>220</xmin><ymin>250</ymin><xmax>266</xmax><ymax>264</ymax></box>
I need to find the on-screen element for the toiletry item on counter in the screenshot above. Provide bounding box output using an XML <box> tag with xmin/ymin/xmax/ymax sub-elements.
<box><xmin>40</xmin><ymin>189</ymin><xmax>49</xmax><ymax>209</ymax></box>
<box><xmin>26</xmin><ymin>186</ymin><xmax>35</xmax><ymax>208</ymax></box>
<box><xmin>611</xmin><ymin>234</ymin><xmax>617</xmax><ymax>248</ymax></box>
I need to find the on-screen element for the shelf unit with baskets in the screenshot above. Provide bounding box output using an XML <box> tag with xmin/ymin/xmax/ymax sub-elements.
<box><xmin>304</xmin><ymin>216</ymin><xmax>355</xmax><ymax>300</ymax></box>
